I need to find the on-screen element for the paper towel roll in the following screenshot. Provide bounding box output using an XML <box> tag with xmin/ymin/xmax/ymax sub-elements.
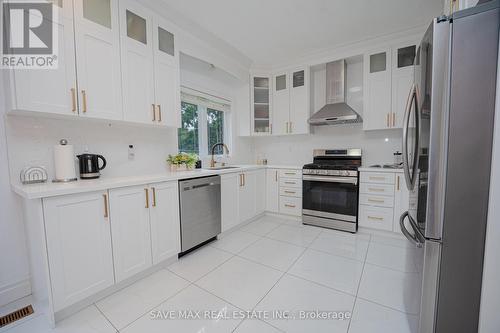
<box><xmin>54</xmin><ymin>142</ymin><xmax>77</xmax><ymax>181</ymax></box>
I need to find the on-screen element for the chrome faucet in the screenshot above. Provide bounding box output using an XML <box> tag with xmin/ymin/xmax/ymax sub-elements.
<box><xmin>210</xmin><ymin>143</ymin><xmax>230</xmax><ymax>168</ymax></box>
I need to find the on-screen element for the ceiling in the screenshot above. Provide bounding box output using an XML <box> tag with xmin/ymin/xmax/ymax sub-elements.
<box><xmin>160</xmin><ymin>0</ymin><xmax>444</xmax><ymax>67</ymax></box>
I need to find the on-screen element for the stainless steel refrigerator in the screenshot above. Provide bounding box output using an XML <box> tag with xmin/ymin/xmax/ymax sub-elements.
<box><xmin>400</xmin><ymin>1</ymin><xmax>499</xmax><ymax>332</ymax></box>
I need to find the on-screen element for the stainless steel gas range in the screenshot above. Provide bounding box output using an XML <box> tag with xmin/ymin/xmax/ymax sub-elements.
<box><xmin>302</xmin><ymin>149</ymin><xmax>361</xmax><ymax>232</ymax></box>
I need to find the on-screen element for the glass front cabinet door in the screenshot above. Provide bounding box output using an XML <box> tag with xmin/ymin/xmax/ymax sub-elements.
<box><xmin>251</xmin><ymin>75</ymin><xmax>272</xmax><ymax>135</ymax></box>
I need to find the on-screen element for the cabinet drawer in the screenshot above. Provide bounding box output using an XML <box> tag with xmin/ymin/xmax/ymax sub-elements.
<box><xmin>360</xmin><ymin>172</ymin><xmax>395</xmax><ymax>184</ymax></box>
<box><xmin>359</xmin><ymin>205</ymin><xmax>394</xmax><ymax>231</ymax></box>
<box><xmin>360</xmin><ymin>183</ymin><xmax>394</xmax><ymax>196</ymax></box>
<box><xmin>278</xmin><ymin>169</ymin><xmax>302</xmax><ymax>179</ymax></box>
<box><xmin>359</xmin><ymin>194</ymin><xmax>394</xmax><ymax>208</ymax></box>
<box><xmin>279</xmin><ymin>178</ymin><xmax>302</xmax><ymax>188</ymax></box>
<box><xmin>279</xmin><ymin>187</ymin><xmax>301</xmax><ymax>198</ymax></box>
<box><xmin>279</xmin><ymin>196</ymin><xmax>301</xmax><ymax>216</ymax></box>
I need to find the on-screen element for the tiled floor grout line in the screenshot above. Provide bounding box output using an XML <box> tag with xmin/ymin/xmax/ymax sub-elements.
<box><xmin>94</xmin><ymin>303</ymin><xmax>120</xmax><ymax>332</ymax></box>
<box><xmin>355</xmin><ymin>296</ymin><xmax>420</xmax><ymax>316</ymax></box>
<box><xmin>346</xmin><ymin>237</ymin><xmax>371</xmax><ymax>333</ymax></box>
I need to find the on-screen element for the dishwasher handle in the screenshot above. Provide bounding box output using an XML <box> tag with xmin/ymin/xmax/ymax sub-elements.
<box><xmin>182</xmin><ymin>182</ymin><xmax>217</xmax><ymax>191</ymax></box>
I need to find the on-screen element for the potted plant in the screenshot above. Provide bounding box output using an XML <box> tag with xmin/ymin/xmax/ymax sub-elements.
<box><xmin>167</xmin><ymin>153</ymin><xmax>198</xmax><ymax>172</ymax></box>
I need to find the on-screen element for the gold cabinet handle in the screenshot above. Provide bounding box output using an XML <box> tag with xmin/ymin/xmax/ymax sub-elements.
<box><xmin>239</xmin><ymin>174</ymin><xmax>243</xmax><ymax>187</ymax></box>
<box><xmin>368</xmin><ymin>215</ymin><xmax>384</xmax><ymax>221</ymax></box>
<box><xmin>396</xmin><ymin>175</ymin><xmax>400</xmax><ymax>191</ymax></box>
<box><xmin>285</xmin><ymin>204</ymin><xmax>296</xmax><ymax>208</ymax></box>
<box><xmin>368</xmin><ymin>188</ymin><xmax>385</xmax><ymax>192</ymax></box>
<box><xmin>284</xmin><ymin>190</ymin><xmax>296</xmax><ymax>194</ymax></box>
<box><xmin>270</xmin><ymin>123</ymin><xmax>273</xmax><ymax>134</ymax></box>
<box><xmin>152</xmin><ymin>104</ymin><xmax>156</xmax><ymax>121</ymax></box>
<box><xmin>275</xmin><ymin>170</ymin><xmax>278</xmax><ymax>182</ymax></box>
<box><xmin>151</xmin><ymin>187</ymin><xmax>156</xmax><ymax>207</ymax></box>
<box><xmin>145</xmin><ymin>188</ymin><xmax>149</xmax><ymax>208</ymax></box>
<box><xmin>386</xmin><ymin>113</ymin><xmax>390</xmax><ymax>127</ymax></box>
<box><xmin>368</xmin><ymin>198</ymin><xmax>385</xmax><ymax>203</ymax></box>
<box><xmin>369</xmin><ymin>176</ymin><xmax>385</xmax><ymax>181</ymax></box>
<box><xmin>243</xmin><ymin>174</ymin><xmax>245</xmax><ymax>186</ymax></box>
<box><xmin>81</xmin><ymin>90</ymin><xmax>87</xmax><ymax>113</ymax></box>
<box><xmin>284</xmin><ymin>172</ymin><xmax>296</xmax><ymax>176</ymax></box>
<box><xmin>70</xmin><ymin>88</ymin><xmax>76</xmax><ymax>113</ymax></box>
<box><xmin>103</xmin><ymin>193</ymin><xmax>109</xmax><ymax>218</ymax></box>
<box><xmin>392</xmin><ymin>113</ymin><xmax>396</xmax><ymax>127</ymax></box>
<box><xmin>284</xmin><ymin>181</ymin><xmax>295</xmax><ymax>185</ymax></box>
<box><xmin>157</xmin><ymin>105</ymin><xmax>162</xmax><ymax>122</ymax></box>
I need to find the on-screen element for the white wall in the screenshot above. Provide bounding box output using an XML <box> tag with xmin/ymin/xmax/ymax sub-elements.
<box><xmin>0</xmin><ymin>75</ymin><xmax>30</xmax><ymax>306</ymax></box>
<box><xmin>478</xmin><ymin>37</ymin><xmax>500</xmax><ymax>333</ymax></box>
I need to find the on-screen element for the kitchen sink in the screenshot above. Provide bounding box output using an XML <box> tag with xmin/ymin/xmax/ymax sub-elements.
<box><xmin>205</xmin><ymin>166</ymin><xmax>240</xmax><ymax>170</ymax></box>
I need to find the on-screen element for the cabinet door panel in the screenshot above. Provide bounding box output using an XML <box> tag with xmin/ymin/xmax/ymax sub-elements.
<box><xmin>150</xmin><ymin>181</ymin><xmax>180</xmax><ymax>264</ymax></box>
<box><xmin>221</xmin><ymin>173</ymin><xmax>239</xmax><ymax>231</ymax></box>
<box><xmin>289</xmin><ymin>68</ymin><xmax>310</xmax><ymax>135</ymax></box>
<box><xmin>43</xmin><ymin>191</ymin><xmax>114</xmax><ymax>311</ymax></box>
<box><xmin>119</xmin><ymin>0</ymin><xmax>155</xmax><ymax>124</ymax></box>
<box><xmin>238</xmin><ymin>172</ymin><xmax>256</xmax><ymax>223</ymax></box>
<box><xmin>392</xmin><ymin>45</ymin><xmax>416</xmax><ymax>129</ymax></box>
<box><xmin>266</xmin><ymin>169</ymin><xmax>279</xmax><ymax>213</ymax></box>
<box><xmin>109</xmin><ymin>185</ymin><xmax>152</xmax><ymax>282</ymax></box>
<box><xmin>74</xmin><ymin>0</ymin><xmax>123</xmax><ymax>120</ymax></box>
<box><xmin>272</xmin><ymin>73</ymin><xmax>289</xmax><ymax>135</ymax></box>
<box><xmin>13</xmin><ymin>4</ymin><xmax>77</xmax><ymax>115</ymax></box>
<box><xmin>255</xmin><ymin>169</ymin><xmax>266</xmax><ymax>215</ymax></box>
<box><xmin>153</xmin><ymin>18</ymin><xmax>180</xmax><ymax>127</ymax></box>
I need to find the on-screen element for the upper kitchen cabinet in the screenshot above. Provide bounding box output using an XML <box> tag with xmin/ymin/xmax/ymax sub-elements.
<box><xmin>119</xmin><ymin>1</ymin><xmax>155</xmax><ymax>125</ymax></box>
<box><xmin>10</xmin><ymin>2</ymin><xmax>78</xmax><ymax>116</ymax></box>
<box><xmin>251</xmin><ymin>75</ymin><xmax>272</xmax><ymax>135</ymax></box>
<box><xmin>289</xmin><ymin>68</ymin><xmax>310</xmax><ymax>135</ymax></box>
<box><xmin>363</xmin><ymin>41</ymin><xmax>417</xmax><ymax>131</ymax></box>
<box><xmin>153</xmin><ymin>17</ymin><xmax>181</xmax><ymax>128</ymax></box>
<box><xmin>119</xmin><ymin>0</ymin><xmax>180</xmax><ymax>127</ymax></box>
<box><xmin>391</xmin><ymin>44</ymin><xmax>416</xmax><ymax>128</ymax></box>
<box><xmin>269</xmin><ymin>67</ymin><xmax>310</xmax><ymax>136</ymax></box>
<box><xmin>363</xmin><ymin>48</ymin><xmax>392</xmax><ymax>130</ymax></box>
<box><xmin>73</xmin><ymin>0</ymin><xmax>123</xmax><ymax>120</ymax></box>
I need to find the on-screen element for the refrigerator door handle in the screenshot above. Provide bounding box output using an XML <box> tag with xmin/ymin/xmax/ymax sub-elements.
<box><xmin>402</xmin><ymin>85</ymin><xmax>420</xmax><ymax>190</ymax></box>
<box><xmin>400</xmin><ymin>211</ymin><xmax>424</xmax><ymax>247</ymax></box>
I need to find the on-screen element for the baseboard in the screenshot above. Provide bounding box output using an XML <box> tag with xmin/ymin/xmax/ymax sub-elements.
<box><xmin>0</xmin><ymin>279</ymin><xmax>31</xmax><ymax>307</ymax></box>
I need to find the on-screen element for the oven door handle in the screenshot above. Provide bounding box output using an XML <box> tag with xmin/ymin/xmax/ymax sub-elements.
<box><xmin>302</xmin><ymin>175</ymin><xmax>358</xmax><ymax>185</ymax></box>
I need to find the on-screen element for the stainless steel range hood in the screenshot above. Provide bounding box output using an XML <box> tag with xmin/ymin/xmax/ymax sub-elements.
<box><xmin>308</xmin><ymin>60</ymin><xmax>362</xmax><ymax>125</ymax></box>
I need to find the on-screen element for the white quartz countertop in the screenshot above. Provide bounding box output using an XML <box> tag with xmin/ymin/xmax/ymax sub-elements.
<box><xmin>358</xmin><ymin>167</ymin><xmax>404</xmax><ymax>173</ymax></box>
<box><xmin>12</xmin><ymin>164</ymin><xmax>302</xmax><ymax>200</ymax></box>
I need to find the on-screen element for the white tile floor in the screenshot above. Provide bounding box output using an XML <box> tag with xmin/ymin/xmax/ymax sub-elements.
<box><xmin>0</xmin><ymin>215</ymin><xmax>421</xmax><ymax>333</ymax></box>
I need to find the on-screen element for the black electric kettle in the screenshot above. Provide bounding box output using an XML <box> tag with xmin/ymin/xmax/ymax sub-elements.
<box><xmin>76</xmin><ymin>153</ymin><xmax>106</xmax><ymax>179</ymax></box>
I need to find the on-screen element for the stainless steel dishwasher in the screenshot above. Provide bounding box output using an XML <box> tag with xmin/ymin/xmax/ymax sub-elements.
<box><xmin>179</xmin><ymin>175</ymin><xmax>221</xmax><ymax>253</ymax></box>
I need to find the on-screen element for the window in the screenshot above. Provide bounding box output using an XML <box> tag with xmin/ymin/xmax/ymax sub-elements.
<box><xmin>178</xmin><ymin>89</ymin><xmax>230</xmax><ymax>157</ymax></box>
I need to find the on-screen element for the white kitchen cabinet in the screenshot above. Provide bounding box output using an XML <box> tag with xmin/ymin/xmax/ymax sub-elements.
<box><xmin>266</xmin><ymin>169</ymin><xmax>279</xmax><ymax>213</ymax></box>
<box><xmin>363</xmin><ymin>48</ymin><xmax>392</xmax><ymax>131</ymax></box>
<box><xmin>238</xmin><ymin>171</ymin><xmax>257</xmax><ymax>223</ymax></box>
<box><xmin>271</xmin><ymin>67</ymin><xmax>310</xmax><ymax>135</ymax></box>
<box><xmin>73</xmin><ymin>0</ymin><xmax>123</xmax><ymax>120</ymax></box>
<box><xmin>11</xmin><ymin>3</ymin><xmax>77</xmax><ymax>116</ymax></box>
<box><xmin>119</xmin><ymin>0</ymin><xmax>155</xmax><ymax>125</ymax></box>
<box><xmin>391</xmin><ymin>44</ymin><xmax>417</xmax><ymax>128</ymax></box>
<box><xmin>153</xmin><ymin>17</ymin><xmax>180</xmax><ymax>127</ymax></box>
<box><xmin>289</xmin><ymin>68</ymin><xmax>310</xmax><ymax>135</ymax></box>
<box><xmin>255</xmin><ymin>169</ymin><xmax>266</xmax><ymax>215</ymax></box>
<box><xmin>221</xmin><ymin>173</ymin><xmax>240</xmax><ymax>232</ymax></box>
<box><xmin>251</xmin><ymin>75</ymin><xmax>272</xmax><ymax>135</ymax></box>
<box><xmin>108</xmin><ymin>185</ymin><xmax>152</xmax><ymax>282</ymax></box>
<box><xmin>149</xmin><ymin>181</ymin><xmax>180</xmax><ymax>264</ymax></box>
<box><xmin>43</xmin><ymin>191</ymin><xmax>114</xmax><ymax>311</ymax></box>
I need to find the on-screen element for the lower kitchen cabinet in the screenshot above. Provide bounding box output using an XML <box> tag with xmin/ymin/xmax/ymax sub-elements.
<box><xmin>358</xmin><ymin>170</ymin><xmax>409</xmax><ymax>233</ymax></box>
<box><xmin>221</xmin><ymin>173</ymin><xmax>240</xmax><ymax>232</ymax></box>
<box><xmin>149</xmin><ymin>181</ymin><xmax>181</xmax><ymax>264</ymax></box>
<box><xmin>108</xmin><ymin>185</ymin><xmax>152</xmax><ymax>283</ymax></box>
<box><xmin>238</xmin><ymin>171</ymin><xmax>257</xmax><ymax>223</ymax></box>
<box><xmin>43</xmin><ymin>191</ymin><xmax>115</xmax><ymax>311</ymax></box>
<box><xmin>266</xmin><ymin>169</ymin><xmax>279</xmax><ymax>213</ymax></box>
<box><xmin>255</xmin><ymin>169</ymin><xmax>266</xmax><ymax>215</ymax></box>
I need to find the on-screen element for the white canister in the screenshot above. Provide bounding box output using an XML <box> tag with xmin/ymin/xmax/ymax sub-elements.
<box><xmin>53</xmin><ymin>139</ymin><xmax>77</xmax><ymax>182</ymax></box>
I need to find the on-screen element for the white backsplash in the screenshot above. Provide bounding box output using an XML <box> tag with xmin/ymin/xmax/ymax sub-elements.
<box><xmin>253</xmin><ymin>124</ymin><xmax>402</xmax><ymax>167</ymax></box>
<box><xmin>5</xmin><ymin>116</ymin><xmax>179</xmax><ymax>184</ymax></box>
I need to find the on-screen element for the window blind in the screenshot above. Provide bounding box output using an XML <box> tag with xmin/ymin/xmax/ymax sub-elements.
<box><xmin>181</xmin><ymin>87</ymin><xmax>231</xmax><ymax>112</ymax></box>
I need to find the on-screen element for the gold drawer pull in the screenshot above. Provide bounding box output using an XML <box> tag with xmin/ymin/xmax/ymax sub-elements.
<box><xmin>152</xmin><ymin>104</ymin><xmax>156</xmax><ymax>121</ymax></box>
<box><xmin>369</xmin><ymin>176</ymin><xmax>385</xmax><ymax>180</ymax></box>
<box><xmin>70</xmin><ymin>88</ymin><xmax>76</xmax><ymax>112</ymax></box>
<box><xmin>396</xmin><ymin>176</ymin><xmax>400</xmax><ymax>191</ymax></box>
<box><xmin>157</xmin><ymin>104</ymin><xmax>162</xmax><ymax>122</ymax></box>
<box><xmin>368</xmin><ymin>198</ymin><xmax>385</xmax><ymax>203</ymax></box>
<box><xmin>145</xmin><ymin>188</ymin><xmax>149</xmax><ymax>208</ymax></box>
<box><xmin>152</xmin><ymin>187</ymin><xmax>156</xmax><ymax>207</ymax></box>
<box><xmin>103</xmin><ymin>194</ymin><xmax>108</xmax><ymax>218</ymax></box>
<box><xmin>284</xmin><ymin>191</ymin><xmax>296</xmax><ymax>194</ymax></box>
<box><xmin>368</xmin><ymin>188</ymin><xmax>385</xmax><ymax>192</ymax></box>
<box><xmin>284</xmin><ymin>181</ymin><xmax>296</xmax><ymax>184</ymax></box>
<box><xmin>386</xmin><ymin>113</ymin><xmax>390</xmax><ymax>127</ymax></box>
<box><xmin>275</xmin><ymin>171</ymin><xmax>278</xmax><ymax>182</ymax></box>
<box><xmin>81</xmin><ymin>90</ymin><xmax>87</xmax><ymax>113</ymax></box>
<box><xmin>285</xmin><ymin>204</ymin><xmax>296</xmax><ymax>208</ymax></box>
<box><xmin>284</xmin><ymin>172</ymin><xmax>296</xmax><ymax>175</ymax></box>
<box><xmin>367</xmin><ymin>216</ymin><xmax>384</xmax><ymax>221</ymax></box>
